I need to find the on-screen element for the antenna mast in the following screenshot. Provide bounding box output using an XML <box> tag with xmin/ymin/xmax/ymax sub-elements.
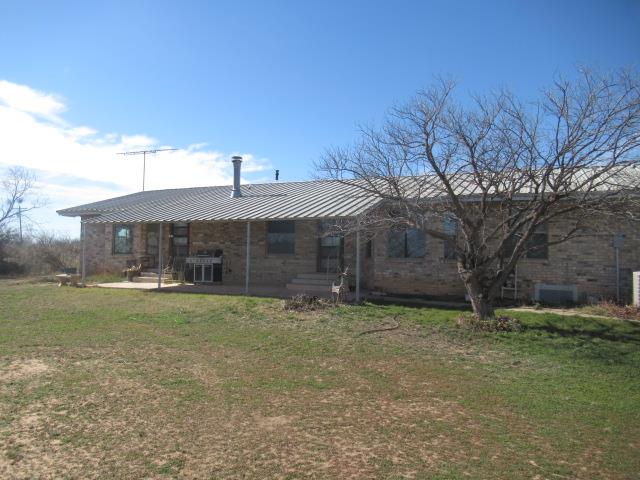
<box><xmin>117</xmin><ymin>148</ymin><xmax>178</xmax><ymax>191</ymax></box>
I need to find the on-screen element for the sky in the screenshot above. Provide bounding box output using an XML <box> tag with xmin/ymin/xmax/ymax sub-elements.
<box><xmin>1</xmin><ymin>0</ymin><xmax>639</xmax><ymax>237</ymax></box>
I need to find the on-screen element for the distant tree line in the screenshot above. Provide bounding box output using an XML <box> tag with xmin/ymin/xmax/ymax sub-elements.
<box><xmin>0</xmin><ymin>166</ymin><xmax>79</xmax><ymax>276</ymax></box>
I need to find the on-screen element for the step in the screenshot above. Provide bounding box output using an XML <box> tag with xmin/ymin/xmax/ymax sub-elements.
<box><xmin>132</xmin><ymin>275</ymin><xmax>171</xmax><ymax>283</ymax></box>
<box><xmin>295</xmin><ymin>272</ymin><xmax>337</xmax><ymax>280</ymax></box>
<box><xmin>140</xmin><ymin>271</ymin><xmax>161</xmax><ymax>277</ymax></box>
<box><xmin>286</xmin><ymin>283</ymin><xmax>333</xmax><ymax>294</ymax></box>
<box><xmin>290</xmin><ymin>277</ymin><xmax>334</xmax><ymax>286</ymax></box>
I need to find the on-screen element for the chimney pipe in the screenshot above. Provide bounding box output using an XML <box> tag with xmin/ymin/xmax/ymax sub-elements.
<box><xmin>275</xmin><ymin>169</ymin><xmax>279</xmax><ymax>181</ymax></box>
<box><xmin>230</xmin><ymin>156</ymin><xmax>242</xmax><ymax>198</ymax></box>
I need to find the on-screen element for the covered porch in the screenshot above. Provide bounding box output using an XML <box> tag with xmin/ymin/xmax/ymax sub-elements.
<box><xmin>81</xmin><ymin>218</ymin><xmax>366</xmax><ymax>301</ymax></box>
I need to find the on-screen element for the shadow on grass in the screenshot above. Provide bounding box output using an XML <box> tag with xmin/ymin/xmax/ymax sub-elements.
<box><xmin>517</xmin><ymin>315</ymin><xmax>640</xmax><ymax>366</ymax></box>
<box><xmin>525</xmin><ymin>318</ymin><xmax>640</xmax><ymax>345</ymax></box>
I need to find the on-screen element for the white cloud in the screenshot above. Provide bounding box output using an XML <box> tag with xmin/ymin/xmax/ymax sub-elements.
<box><xmin>0</xmin><ymin>80</ymin><xmax>272</xmax><ymax>236</ymax></box>
<box><xmin>0</xmin><ymin>80</ymin><xmax>66</xmax><ymax>121</ymax></box>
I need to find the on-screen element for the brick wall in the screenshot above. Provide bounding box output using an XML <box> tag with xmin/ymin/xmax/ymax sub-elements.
<box><xmin>82</xmin><ymin>219</ymin><xmax>345</xmax><ymax>286</ymax></box>
<box><xmin>370</xmin><ymin>215</ymin><xmax>640</xmax><ymax>303</ymax></box>
<box><xmin>82</xmin><ymin>219</ymin><xmax>144</xmax><ymax>275</ymax></box>
<box><xmin>189</xmin><ymin>220</ymin><xmax>318</xmax><ymax>285</ymax></box>
<box><xmin>80</xmin><ymin>215</ymin><xmax>640</xmax><ymax>302</ymax></box>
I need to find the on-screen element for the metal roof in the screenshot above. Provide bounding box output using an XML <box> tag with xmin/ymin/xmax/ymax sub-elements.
<box><xmin>58</xmin><ymin>166</ymin><xmax>638</xmax><ymax>224</ymax></box>
<box><xmin>57</xmin><ymin>180</ymin><xmax>383</xmax><ymax>223</ymax></box>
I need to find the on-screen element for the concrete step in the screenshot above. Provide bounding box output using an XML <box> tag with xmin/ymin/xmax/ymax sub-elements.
<box><xmin>140</xmin><ymin>271</ymin><xmax>160</xmax><ymax>277</ymax></box>
<box><xmin>286</xmin><ymin>283</ymin><xmax>333</xmax><ymax>294</ymax></box>
<box><xmin>290</xmin><ymin>277</ymin><xmax>334</xmax><ymax>286</ymax></box>
<box><xmin>132</xmin><ymin>275</ymin><xmax>171</xmax><ymax>283</ymax></box>
<box><xmin>296</xmin><ymin>272</ymin><xmax>337</xmax><ymax>280</ymax></box>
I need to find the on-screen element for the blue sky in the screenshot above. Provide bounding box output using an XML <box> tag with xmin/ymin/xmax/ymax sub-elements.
<box><xmin>0</xmin><ymin>0</ymin><xmax>639</xmax><ymax>236</ymax></box>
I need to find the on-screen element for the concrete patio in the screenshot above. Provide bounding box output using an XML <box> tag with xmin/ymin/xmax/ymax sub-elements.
<box><xmin>93</xmin><ymin>281</ymin><xmax>310</xmax><ymax>298</ymax></box>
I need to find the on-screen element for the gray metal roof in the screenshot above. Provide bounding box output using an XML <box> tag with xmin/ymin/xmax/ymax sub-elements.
<box><xmin>57</xmin><ymin>180</ymin><xmax>383</xmax><ymax>223</ymax></box>
<box><xmin>58</xmin><ymin>166</ymin><xmax>638</xmax><ymax>224</ymax></box>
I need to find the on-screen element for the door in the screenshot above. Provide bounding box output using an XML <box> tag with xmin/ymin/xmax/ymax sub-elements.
<box><xmin>146</xmin><ymin>223</ymin><xmax>159</xmax><ymax>268</ymax></box>
<box><xmin>317</xmin><ymin>220</ymin><xmax>344</xmax><ymax>274</ymax></box>
<box><xmin>171</xmin><ymin>223</ymin><xmax>190</xmax><ymax>258</ymax></box>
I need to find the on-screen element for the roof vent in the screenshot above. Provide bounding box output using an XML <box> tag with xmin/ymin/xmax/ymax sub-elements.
<box><xmin>230</xmin><ymin>156</ymin><xmax>242</xmax><ymax>198</ymax></box>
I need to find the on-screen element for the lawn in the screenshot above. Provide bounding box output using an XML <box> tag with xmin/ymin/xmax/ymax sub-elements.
<box><xmin>0</xmin><ymin>282</ymin><xmax>638</xmax><ymax>479</ymax></box>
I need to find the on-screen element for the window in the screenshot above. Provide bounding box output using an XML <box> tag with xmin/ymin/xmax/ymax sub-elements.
<box><xmin>366</xmin><ymin>239</ymin><xmax>373</xmax><ymax>258</ymax></box>
<box><xmin>504</xmin><ymin>224</ymin><xmax>549</xmax><ymax>260</ymax></box>
<box><xmin>267</xmin><ymin>220</ymin><xmax>295</xmax><ymax>254</ymax></box>
<box><xmin>113</xmin><ymin>224</ymin><xmax>134</xmax><ymax>254</ymax></box>
<box><xmin>388</xmin><ymin>227</ymin><xmax>425</xmax><ymax>258</ymax></box>
<box><xmin>526</xmin><ymin>224</ymin><xmax>548</xmax><ymax>259</ymax></box>
<box><xmin>171</xmin><ymin>223</ymin><xmax>189</xmax><ymax>258</ymax></box>
<box><xmin>443</xmin><ymin>216</ymin><xmax>458</xmax><ymax>260</ymax></box>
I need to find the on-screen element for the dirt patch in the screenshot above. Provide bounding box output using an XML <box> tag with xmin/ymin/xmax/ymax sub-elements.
<box><xmin>0</xmin><ymin>359</ymin><xmax>51</xmax><ymax>382</ymax></box>
<box><xmin>255</xmin><ymin>414</ymin><xmax>296</xmax><ymax>431</ymax></box>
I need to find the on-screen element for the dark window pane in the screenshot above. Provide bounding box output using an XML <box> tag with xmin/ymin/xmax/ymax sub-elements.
<box><xmin>171</xmin><ymin>223</ymin><xmax>190</xmax><ymax>258</ymax></box>
<box><xmin>113</xmin><ymin>224</ymin><xmax>134</xmax><ymax>254</ymax></box>
<box><xmin>443</xmin><ymin>217</ymin><xmax>458</xmax><ymax>260</ymax></box>
<box><xmin>388</xmin><ymin>228</ymin><xmax>425</xmax><ymax>258</ymax></box>
<box><xmin>526</xmin><ymin>224</ymin><xmax>548</xmax><ymax>259</ymax></box>
<box><xmin>405</xmin><ymin>228</ymin><xmax>425</xmax><ymax>258</ymax></box>
<box><xmin>267</xmin><ymin>221</ymin><xmax>295</xmax><ymax>254</ymax></box>
<box><xmin>366</xmin><ymin>240</ymin><xmax>372</xmax><ymax>258</ymax></box>
<box><xmin>388</xmin><ymin>229</ymin><xmax>405</xmax><ymax>258</ymax></box>
<box><xmin>268</xmin><ymin>221</ymin><xmax>295</xmax><ymax>234</ymax></box>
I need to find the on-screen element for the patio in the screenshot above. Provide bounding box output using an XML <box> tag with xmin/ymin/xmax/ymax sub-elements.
<box><xmin>94</xmin><ymin>281</ymin><xmax>321</xmax><ymax>298</ymax></box>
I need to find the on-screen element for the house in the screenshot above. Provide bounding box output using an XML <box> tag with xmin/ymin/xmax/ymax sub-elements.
<box><xmin>58</xmin><ymin>156</ymin><xmax>640</xmax><ymax>303</ymax></box>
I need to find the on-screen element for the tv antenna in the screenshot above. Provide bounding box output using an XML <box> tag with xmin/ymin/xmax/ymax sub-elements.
<box><xmin>117</xmin><ymin>148</ymin><xmax>178</xmax><ymax>191</ymax></box>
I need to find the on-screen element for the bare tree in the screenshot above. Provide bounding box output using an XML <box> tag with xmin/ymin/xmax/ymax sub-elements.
<box><xmin>0</xmin><ymin>167</ymin><xmax>40</xmax><ymax>232</ymax></box>
<box><xmin>316</xmin><ymin>68</ymin><xmax>640</xmax><ymax>320</ymax></box>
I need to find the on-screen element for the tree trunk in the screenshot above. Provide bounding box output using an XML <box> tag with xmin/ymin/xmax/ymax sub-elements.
<box><xmin>463</xmin><ymin>276</ymin><xmax>496</xmax><ymax>320</ymax></box>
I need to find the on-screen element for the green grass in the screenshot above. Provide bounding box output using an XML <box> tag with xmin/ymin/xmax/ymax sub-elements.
<box><xmin>0</xmin><ymin>282</ymin><xmax>638</xmax><ymax>479</ymax></box>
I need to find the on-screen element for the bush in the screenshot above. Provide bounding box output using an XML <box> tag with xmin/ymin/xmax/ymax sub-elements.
<box><xmin>456</xmin><ymin>313</ymin><xmax>523</xmax><ymax>333</ymax></box>
<box><xmin>3</xmin><ymin>232</ymin><xmax>80</xmax><ymax>275</ymax></box>
<box><xmin>582</xmin><ymin>301</ymin><xmax>640</xmax><ymax>321</ymax></box>
<box><xmin>283</xmin><ymin>294</ymin><xmax>331</xmax><ymax>312</ymax></box>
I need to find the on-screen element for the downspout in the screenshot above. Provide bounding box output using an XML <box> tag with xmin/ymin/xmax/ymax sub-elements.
<box><xmin>614</xmin><ymin>233</ymin><xmax>624</xmax><ymax>303</ymax></box>
<box><xmin>245</xmin><ymin>221</ymin><xmax>251</xmax><ymax>295</ymax></box>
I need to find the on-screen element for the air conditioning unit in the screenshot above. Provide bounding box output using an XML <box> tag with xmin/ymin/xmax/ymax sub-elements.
<box><xmin>534</xmin><ymin>284</ymin><xmax>578</xmax><ymax>305</ymax></box>
<box><xmin>633</xmin><ymin>272</ymin><xmax>640</xmax><ymax>307</ymax></box>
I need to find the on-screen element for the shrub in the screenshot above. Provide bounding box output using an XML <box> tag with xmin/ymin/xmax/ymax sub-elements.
<box><xmin>456</xmin><ymin>313</ymin><xmax>523</xmax><ymax>333</ymax></box>
<box><xmin>582</xmin><ymin>301</ymin><xmax>640</xmax><ymax>321</ymax></box>
<box><xmin>2</xmin><ymin>232</ymin><xmax>80</xmax><ymax>275</ymax></box>
<box><xmin>283</xmin><ymin>294</ymin><xmax>331</xmax><ymax>312</ymax></box>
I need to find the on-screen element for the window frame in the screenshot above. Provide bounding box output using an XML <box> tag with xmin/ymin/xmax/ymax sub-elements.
<box><xmin>267</xmin><ymin>220</ymin><xmax>296</xmax><ymax>255</ymax></box>
<box><xmin>112</xmin><ymin>224</ymin><xmax>134</xmax><ymax>255</ymax></box>
<box><xmin>525</xmin><ymin>223</ymin><xmax>549</xmax><ymax>259</ymax></box>
<box><xmin>504</xmin><ymin>224</ymin><xmax>549</xmax><ymax>260</ymax></box>
<box><xmin>171</xmin><ymin>222</ymin><xmax>190</xmax><ymax>258</ymax></box>
<box><xmin>443</xmin><ymin>216</ymin><xmax>458</xmax><ymax>261</ymax></box>
<box><xmin>388</xmin><ymin>227</ymin><xmax>426</xmax><ymax>259</ymax></box>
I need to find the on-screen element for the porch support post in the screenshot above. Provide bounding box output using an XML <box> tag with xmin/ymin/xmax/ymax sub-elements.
<box><xmin>355</xmin><ymin>217</ymin><xmax>361</xmax><ymax>303</ymax></box>
<box><xmin>81</xmin><ymin>221</ymin><xmax>86</xmax><ymax>285</ymax></box>
<box><xmin>157</xmin><ymin>222</ymin><xmax>163</xmax><ymax>289</ymax></box>
<box><xmin>245</xmin><ymin>221</ymin><xmax>251</xmax><ymax>295</ymax></box>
